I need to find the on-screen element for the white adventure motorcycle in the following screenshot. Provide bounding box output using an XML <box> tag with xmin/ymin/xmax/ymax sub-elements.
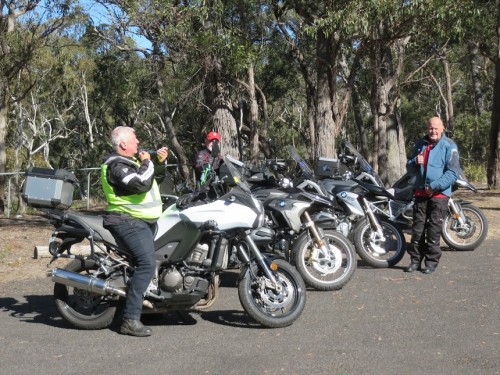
<box><xmin>22</xmin><ymin>157</ymin><xmax>306</xmax><ymax>329</ymax></box>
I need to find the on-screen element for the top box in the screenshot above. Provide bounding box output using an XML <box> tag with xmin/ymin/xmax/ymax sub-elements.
<box><xmin>22</xmin><ymin>167</ymin><xmax>77</xmax><ymax>209</ymax></box>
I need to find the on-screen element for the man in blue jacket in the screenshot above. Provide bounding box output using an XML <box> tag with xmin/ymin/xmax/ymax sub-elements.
<box><xmin>405</xmin><ymin>117</ymin><xmax>461</xmax><ymax>274</ymax></box>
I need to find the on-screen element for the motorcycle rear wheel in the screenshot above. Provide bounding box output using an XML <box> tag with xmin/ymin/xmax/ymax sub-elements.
<box><xmin>293</xmin><ymin>230</ymin><xmax>356</xmax><ymax>291</ymax></box>
<box><xmin>54</xmin><ymin>259</ymin><xmax>118</xmax><ymax>330</ymax></box>
<box><xmin>352</xmin><ymin>217</ymin><xmax>406</xmax><ymax>268</ymax></box>
<box><xmin>238</xmin><ymin>259</ymin><xmax>306</xmax><ymax>328</ymax></box>
<box><xmin>442</xmin><ymin>204</ymin><xmax>488</xmax><ymax>251</ymax></box>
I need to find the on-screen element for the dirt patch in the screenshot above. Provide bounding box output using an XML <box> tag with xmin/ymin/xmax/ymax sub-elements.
<box><xmin>1</xmin><ymin>188</ymin><xmax>499</xmax><ymax>283</ymax></box>
<box><xmin>0</xmin><ymin>216</ymin><xmax>64</xmax><ymax>283</ymax></box>
<box><xmin>453</xmin><ymin>188</ymin><xmax>500</xmax><ymax>239</ymax></box>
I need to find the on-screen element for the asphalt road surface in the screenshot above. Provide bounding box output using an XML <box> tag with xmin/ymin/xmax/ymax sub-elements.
<box><xmin>0</xmin><ymin>241</ymin><xmax>498</xmax><ymax>375</ymax></box>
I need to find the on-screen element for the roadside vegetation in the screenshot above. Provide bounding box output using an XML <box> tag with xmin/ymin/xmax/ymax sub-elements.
<box><xmin>1</xmin><ymin>0</ymin><xmax>499</xmax><ymax>215</ymax></box>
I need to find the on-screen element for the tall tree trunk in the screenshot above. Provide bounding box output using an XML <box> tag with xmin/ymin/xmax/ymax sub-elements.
<box><xmin>0</xmin><ymin>88</ymin><xmax>7</xmax><ymax>213</ymax></box>
<box><xmin>307</xmin><ymin>97</ymin><xmax>316</xmax><ymax>157</ymax></box>
<box><xmin>352</xmin><ymin>84</ymin><xmax>369</xmax><ymax>157</ymax></box>
<box><xmin>247</xmin><ymin>63</ymin><xmax>260</xmax><ymax>164</ymax></box>
<box><xmin>442</xmin><ymin>55</ymin><xmax>454</xmax><ymax>135</ymax></box>
<box><xmin>152</xmin><ymin>47</ymin><xmax>190</xmax><ymax>181</ymax></box>
<box><xmin>314</xmin><ymin>31</ymin><xmax>337</xmax><ymax>159</ymax></box>
<box><xmin>370</xmin><ymin>27</ymin><xmax>409</xmax><ymax>186</ymax></box>
<box><xmin>274</xmin><ymin>19</ymin><xmax>317</xmax><ymax>154</ymax></box>
<box><xmin>0</xmin><ymin>6</ymin><xmax>16</xmax><ymax>214</ymax></box>
<box><xmin>468</xmin><ymin>40</ymin><xmax>485</xmax><ymax>115</ymax></box>
<box><xmin>204</xmin><ymin>54</ymin><xmax>239</xmax><ymax>159</ymax></box>
<box><xmin>213</xmin><ymin>97</ymin><xmax>239</xmax><ymax>159</ymax></box>
<box><xmin>487</xmin><ymin>3</ymin><xmax>500</xmax><ymax>188</ymax></box>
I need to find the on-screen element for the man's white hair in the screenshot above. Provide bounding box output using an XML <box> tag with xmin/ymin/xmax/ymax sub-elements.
<box><xmin>111</xmin><ymin>126</ymin><xmax>135</xmax><ymax>151</ymax></box>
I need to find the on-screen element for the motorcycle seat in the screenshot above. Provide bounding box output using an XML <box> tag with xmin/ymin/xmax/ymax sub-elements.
<box><xmin>65</xmin><ymin>211</ymin><xmax>119</xmax><ymax>246</ymax></box>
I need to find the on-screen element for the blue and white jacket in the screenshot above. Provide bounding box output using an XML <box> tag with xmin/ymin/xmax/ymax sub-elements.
<box><xmin>407</xmin><ymin>133</ymin><xmax>461</xmax><ymax>197</ymax></box>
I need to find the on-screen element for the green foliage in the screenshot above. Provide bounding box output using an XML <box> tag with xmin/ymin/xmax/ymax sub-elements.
<box><xmin>452</xmin><ymin>112</ymin><xmax>491</xmax><ymax>166</ymax></box>
<box><xmin>1</xmin><ymin>0</ymin><xmax>498</xmax><ymax>182</ymax></box>
<box><xmin>5</xmin><ymin>149</ymin><xmax>48</xmax><ymax>171</ymax></box>
<box><xmin>463</xmin><ymin>162</ymin><xmax>487</xmax><ymax>184</ymax></box>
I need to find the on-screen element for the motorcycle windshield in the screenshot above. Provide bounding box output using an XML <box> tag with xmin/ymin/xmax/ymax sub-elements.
<box><xmin>341</xmin><ymin>140</ymin><xmax>384</xmax><ymax>186</ymax></box>
<box><xmin>221</xmin><ymin>155</ymin><xmax>252</xmax><ymax>194</ymax></box>
<box><xmin>286</xmin><ymin>145</ymin><xmax>316</xmax><ymax>181</ymax></box>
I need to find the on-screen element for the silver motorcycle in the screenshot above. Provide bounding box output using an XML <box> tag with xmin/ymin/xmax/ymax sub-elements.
<box><xmin>340</xmin><ymin>139</ymin><xmax>489</xmax><ymax>251</ymax></box>
<box><xmin>289</xmin><ymin>146</ymin><xmax>406</xmax><ymax>268</ymax></box>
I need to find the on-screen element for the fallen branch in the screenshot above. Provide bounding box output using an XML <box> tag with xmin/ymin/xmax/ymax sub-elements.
<box><xmin>33</xmin><ymin>244</ymin><xmax>92</xmax><ymax>259</ymax></box>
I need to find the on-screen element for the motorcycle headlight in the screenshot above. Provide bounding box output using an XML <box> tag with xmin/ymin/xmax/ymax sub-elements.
<box><xmin>280</xmin><ymin>177</ymin><xmax>293</xmax><ymax>188</ymax></box>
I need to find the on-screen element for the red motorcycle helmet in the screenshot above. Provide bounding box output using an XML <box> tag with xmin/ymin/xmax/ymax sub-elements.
<box><xmin>206</xmin><ymin>131</ymin><xmax>221</xmax><ymax>143</ymax></box>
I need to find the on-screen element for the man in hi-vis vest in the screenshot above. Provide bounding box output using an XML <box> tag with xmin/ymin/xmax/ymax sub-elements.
<box><xmin>101</xmin><ymin>126</ymin><xmax>168</xmax><ymax>336</ymax></box>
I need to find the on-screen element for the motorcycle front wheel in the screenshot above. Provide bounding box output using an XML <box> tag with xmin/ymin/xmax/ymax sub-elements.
<box><xmin>442</xmin><ymin>204</ymin><xmax>489</xmax><ymax>251</ymax></box>
<box><xmin>238</xmin><ymin>259</ymin><xmax>306</xmax><ymax>328</ymax></box>
<box><xmin>352</xmin><ymin>217</ymin><xmax>406</xmax><ymax>268</ymax></box>
<box><xmin>54</xmin><ymin>259</ymin><xmax>118</xmax><ymax>330</ymax></box>
<box><xmin>292</xmin><ymin>230</ymin><xmax>356</xmax><ymax>291</ymax></box>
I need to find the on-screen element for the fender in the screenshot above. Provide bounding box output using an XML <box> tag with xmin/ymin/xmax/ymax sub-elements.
<box><xmin>237</xmin><ymin>254</ymin><xmax>283</xmax><ymax>282</ymax></box>
<box><xmin>451</xmin><ymin>199</ymin><xmax>474</xmax><ymax>206</ymax></box>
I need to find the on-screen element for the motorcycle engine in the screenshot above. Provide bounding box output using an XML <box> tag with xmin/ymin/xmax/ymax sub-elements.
<box><xmin>159</xmin><ymin>267</ymin><xmax>203</xmax><ymax>293</ymax></box>
<box><xmin>159</xmin><ymin>267</ymin><xmax>183</xmax><ymax>292</ymax></box>
<box><xmin>392</xmin><ymin>201</ymin><xmax>414</xmax><ymax>220</ymax></box>
<box><xmin>159</xmin><ymin>243</ymin><xmax>211</xmax><ymax>292</ymax></box>
<box><xmin>402</xmin><ymin>202</ymin><xmax>414</xmax><ymax>220</ymax></box>
<box><xmin>336</xmin><ymin>221</ymin><xmax>350</xmax><ymax>237</ymax></box>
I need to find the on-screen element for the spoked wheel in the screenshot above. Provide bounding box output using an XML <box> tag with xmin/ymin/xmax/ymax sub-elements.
<box><xmin>353</xmin><ymin>217</ymin><xmax>406</xmax><ymax>268</ymax></box>
<box><xmin>442</xmin><ymin>204</ymin><xmax>489</xmax><ymax>251</ymax></box>
<box><xmin>54</xmin><ymin>260</ymin><xmax>119</xmax><ymax>330</ymax></box>
<box><xmin>293</xmin><ymin>230</ymin><xmax>356</xmax><ymax>290</ymax></box>
<box><xmin>238</xmin><ymin>259</ymin><xmax>306</xmax><ymax>328</ymax></box>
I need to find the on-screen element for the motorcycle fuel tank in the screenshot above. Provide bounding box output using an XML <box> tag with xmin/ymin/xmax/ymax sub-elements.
<box><xmin>180</xmin><ymin>198</ymin><xmax>259</xmax><ymax>230</ymax></box>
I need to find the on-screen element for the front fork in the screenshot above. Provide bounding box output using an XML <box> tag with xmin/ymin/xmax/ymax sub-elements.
<box><xmin>448</xmin><ymin>199</ymin><xmax>466</xmax><ymax>226</ymax></box>
<box><xmin>302</xmin><ymin>211</ymin><xmax>331</xmax><ymax>262</ymax></box>
<box><xmin>361</xmin><ymin>197</ymin><xmax>385</xmax><ymax>241</ymax></box>
<box><xmin>237</xmin><ymin>232</ymin><xmax>281</xmax><ymax>292</ymax></box>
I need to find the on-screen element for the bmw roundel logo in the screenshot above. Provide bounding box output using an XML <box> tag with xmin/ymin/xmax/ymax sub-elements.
<box><xmin>279</xmin><ymin>200</ymin><xmax>286</xmax><ymax>207</ymax></box>
<box><xmin>340</xmin><ymin>192</ymin><xmax>347</xmax><ymax>198</ymax></box>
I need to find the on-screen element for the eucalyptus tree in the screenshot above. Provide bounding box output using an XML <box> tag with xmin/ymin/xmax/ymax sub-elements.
<box><xmin>488</xmin><ymin>1</ymin><xmax>500</xmax><ymax>188</ymax></box>
<box><xmin>272</xmin><ymin>1</ymin><xmax>498</xmax><ymax>185</ymax></box>
<box><xmin>89</xmin><ymin>0</ymin><xmax>273</xmax><ymax>176</ymax></box>
<box><xmin>273</xmin><ymin>1</ymin><xmax>364</xmax><ymax>159</ymax></box>
<box><xmin>86</xmin><ymin>0</ymin><xmax>208</xmax><ymax>180</ymax></box>
<box><xmin>0</xmin><ymin>0</ymin><xmax>82</xmax><ymax>213</ymax></box>
<box><xmin>393</xmin><ymin>1</ymin><xmax>497</xmax><ymax>182</ymax></box>
<box><xmin>271</xmin><ymin>1</ymin><xmax>423</xmax><ymax>185</ymax></box>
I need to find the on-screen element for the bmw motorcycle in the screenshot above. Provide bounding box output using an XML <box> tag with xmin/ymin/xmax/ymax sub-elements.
<box><xmin>288</xmin><ymin>146</ymin><xmax>407</xmax><ymax>268</ymax></box>
<box><xmin>217</xmin><ymin>157</ymin><xmax>356</xmax><ymax>291</ymax></box>
<box><xmin>27</xmin><ymin>157</ymin><xmax>306</xmax><ymax>329</ymax></box>
<box><xmin>340</xmin><ymin>140</ymin><xmax>489</xmax><ymax>251</ymax></box>
<box><xmin>250</xmin><ymin>177</ymin><xmax>357</xmax><ymax>291</ymax></box>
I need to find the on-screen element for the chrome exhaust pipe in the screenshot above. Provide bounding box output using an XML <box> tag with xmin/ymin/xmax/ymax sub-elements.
<box><xmin>49</xmin><ymin>268</ymin><xmax>155</xmax><ymax>309</ymax></box>
<box><xmin>49</xmin><ymin>268</ymin><xmax>127</xmax><ymax>297</ymax></box>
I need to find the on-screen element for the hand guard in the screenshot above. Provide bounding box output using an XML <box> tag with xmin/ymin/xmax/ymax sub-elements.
<box><xmin>175</xmin><ymin>190</ymin><xmax>208</xmax><ymax>209</ymax></box>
